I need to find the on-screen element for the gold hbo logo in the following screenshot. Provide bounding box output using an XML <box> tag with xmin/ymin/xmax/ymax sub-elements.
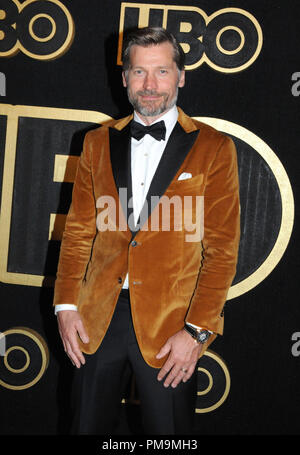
<box><xmin>0</xmin><ymin>0</ymin><xmax>74</xmax><ymax>60</ymax></box>
<box><xmin>0</xmin><ymin>328</ymin><xmax>49</xmax><ymax>390</ymax></box>
<box><xmin>118</xmin><ymin>3</ymin><xmax>263</xmax><ymax>72</ymax></box>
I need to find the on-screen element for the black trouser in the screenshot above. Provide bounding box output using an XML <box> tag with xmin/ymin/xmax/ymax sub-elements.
<box><xmin>70</xmin><ymin>289</ymin><xmax>197</xmax><ymax>435</ymax></box>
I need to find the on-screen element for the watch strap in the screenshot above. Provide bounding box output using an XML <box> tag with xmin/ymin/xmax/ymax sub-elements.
<box><xmin>184</xmin><ymin>324</ymin><xmax>210</xmax><ymax>344</ymax></box>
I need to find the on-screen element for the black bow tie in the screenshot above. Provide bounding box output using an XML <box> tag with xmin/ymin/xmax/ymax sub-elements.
<box><xmin>130</xmin><ymin>120</ymin><xmax>166</xmax><ymax>141</ymax></box>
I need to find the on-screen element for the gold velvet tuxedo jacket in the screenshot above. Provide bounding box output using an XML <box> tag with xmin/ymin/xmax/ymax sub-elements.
<box><xmin>53</xmin><ymin>107</ymin><xmax>240</xmax><ymax>368</ymax></box>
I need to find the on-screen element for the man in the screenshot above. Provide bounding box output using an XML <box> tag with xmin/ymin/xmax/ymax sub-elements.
<box><xmin>53</xmin><ymin>27</ymin><xmax>240</xmax><ymax>435</ymax></box>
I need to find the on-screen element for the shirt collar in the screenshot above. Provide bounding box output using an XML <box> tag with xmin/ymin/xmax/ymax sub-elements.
<box><xmin>133</xmin><ymin>105</ymin><xmax>178</xmax><ymax>139</ymax></box>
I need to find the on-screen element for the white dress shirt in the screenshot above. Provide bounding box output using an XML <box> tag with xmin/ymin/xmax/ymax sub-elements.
<box><xmin>124</xmin><ymin>105</ymin><xmax>178</xmax><ymax>287</ymax></box>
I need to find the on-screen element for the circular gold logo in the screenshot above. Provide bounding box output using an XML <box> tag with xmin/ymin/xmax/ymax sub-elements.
<box><xmin>194</xmin><ymin>117</ymin><xmax>294</xmax><ymax>300</ymax></box>
<box><xmin>196</xmin><ymin>350</ymin><xmax>230</xmax><ymax>413</ymax></box>
<box><xmin>0</xmin><ymin>0</ymin><xmax>74</xmax><ymax>60</ymax></box>
<box><xmin>0</xmin><ymin>327</ymin><xmax>49</xmax><ymax>390</ymax></box>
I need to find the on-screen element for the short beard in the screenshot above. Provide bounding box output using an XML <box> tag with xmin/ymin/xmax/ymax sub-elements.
<box><xmin>127</xmin><ymin>87</ymin><xmax>179</xmax><ymax>117</ymax></box>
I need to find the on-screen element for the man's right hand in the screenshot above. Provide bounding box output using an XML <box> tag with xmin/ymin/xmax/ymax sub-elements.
<box><xmin>57</xmin><ymin>310</ymin><xmax>89</xmax><ymax>368</ymax></box>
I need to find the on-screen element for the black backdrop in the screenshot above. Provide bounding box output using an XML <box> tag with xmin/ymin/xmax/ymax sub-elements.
<box><xmin>0</xmin><ymin>0</ymin><xmax>299</xmax><ymax>438</ymax></box>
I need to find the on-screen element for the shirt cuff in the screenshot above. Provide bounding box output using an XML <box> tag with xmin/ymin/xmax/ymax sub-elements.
<box><xmin>54</xmin><ymin>304</ymin><xmax>78</xmax><ymax>315</ymax></box>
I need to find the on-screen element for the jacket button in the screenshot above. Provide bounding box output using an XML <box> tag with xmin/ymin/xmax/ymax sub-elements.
<box><xmin>131</xmin><ymin>240</ymin><xmax>137</xmax><ymax>247</ymax></box>
<box><xmin>118</xmin><ymin>277</ymin><xmax>122</xmax><ymax>283</ymax></box>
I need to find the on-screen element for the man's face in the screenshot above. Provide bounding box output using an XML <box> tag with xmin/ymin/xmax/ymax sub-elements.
<box><xmin>122</xmin><ymin>41</ymin><xmax>185</xmax><ymax>123</ymax></box>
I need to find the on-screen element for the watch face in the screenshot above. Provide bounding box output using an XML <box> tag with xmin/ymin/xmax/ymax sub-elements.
<box><xmin>198</xmin><ymin>331</ymin><xmax>209</xmax><ymax>343</ymax></box>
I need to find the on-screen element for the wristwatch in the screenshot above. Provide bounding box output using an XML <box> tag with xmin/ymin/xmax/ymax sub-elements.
<box><xmin>184</xmin><ymin>324</ymin><xmax>210</xmax><ymax>344</ymax></box>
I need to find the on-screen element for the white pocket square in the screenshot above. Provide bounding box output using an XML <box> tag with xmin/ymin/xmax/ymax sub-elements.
<box><xmin>178</xmin><ymin>172</ymin><xmax>192</xmax><ymax>181</ymax></box>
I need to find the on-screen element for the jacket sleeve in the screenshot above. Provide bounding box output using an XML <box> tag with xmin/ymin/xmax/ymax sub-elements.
<box><xmin>185</xmin><ymin>135</ymin><xmax>240</xmax><ymax>334</ymax></box>
<box><xmin>53</xmin><ymin>132</ymin><xmax>97</xmax><ymax>308</ymax></box>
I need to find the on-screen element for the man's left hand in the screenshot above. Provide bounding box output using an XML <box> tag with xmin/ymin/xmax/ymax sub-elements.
<box><xmin>156</xmin><ymin>329</ymin><xmax>203</xmax><ymax>388</ymax></box>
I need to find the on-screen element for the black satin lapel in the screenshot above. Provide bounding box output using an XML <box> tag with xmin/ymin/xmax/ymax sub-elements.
<box><xmin>109</xmin><ymin>126</ymin><xmax>133</xmax><ymax>233</ymax></box>
<box><xmin>136</xmin><ymin>123</ymin><xmax>199</xmax><ymax>230</ymax></box>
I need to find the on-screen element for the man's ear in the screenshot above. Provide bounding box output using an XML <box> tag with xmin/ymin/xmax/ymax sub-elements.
<box><xmin>178</xmin><ymin>70</ymin><xmax>185</xmax><ymax>88</ymax></box>
<box><xmin>122</xmin><ymin>71</ymin><xmax>127</xmax><ymax>88</ymax></box>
